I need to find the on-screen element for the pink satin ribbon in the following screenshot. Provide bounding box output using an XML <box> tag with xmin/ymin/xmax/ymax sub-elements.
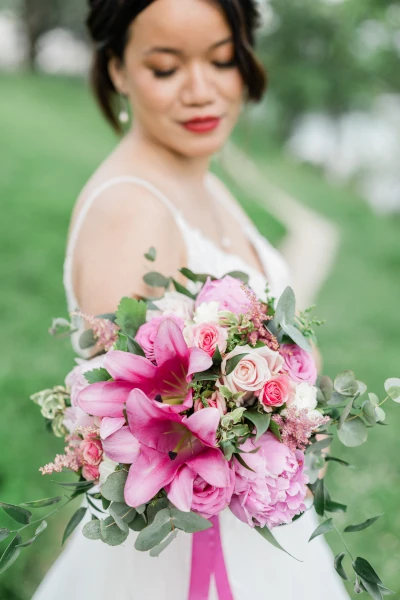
<box><xmin>188</xmin><ymin>515</ymin><xmax>234</xmax><ymax>600</ymax></box>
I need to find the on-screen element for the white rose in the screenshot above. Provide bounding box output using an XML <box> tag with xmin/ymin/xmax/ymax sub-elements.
<box><xmin>98</xmin><ymin>456</ymin><xmax>119</xmax><ymax>487</ymax></box>
<box><xmin>288</xmin><ymin>382</ymin><xmax>318</xmax><ymax>413</ymax></box>
<box><xmin>153</xmin><ymin>292</ymin><xmax>194</xmax><ymax>320</ymax></box>
<box><xmin>193</xmin><ymin>301</ymin><xmax>220</xmax><ymax>324</ymax></box>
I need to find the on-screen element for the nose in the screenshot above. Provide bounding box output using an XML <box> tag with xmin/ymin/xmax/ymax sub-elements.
<box><xmin>181</xmin><ymin>62</ymin><xmax>214</xmax><ymax>107</ymax></box>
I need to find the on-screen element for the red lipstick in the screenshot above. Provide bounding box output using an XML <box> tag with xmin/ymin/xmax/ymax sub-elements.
<box><xmin>181</xmin><ymin>116</ymin><xmax>221</xmax><ymax>133</ymax></box>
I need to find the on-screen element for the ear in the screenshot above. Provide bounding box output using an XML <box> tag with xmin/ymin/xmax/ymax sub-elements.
<box><xmin>108</xmin><ymin>55</ymin><xmax>128</xmax><ymax>95</ymax></box>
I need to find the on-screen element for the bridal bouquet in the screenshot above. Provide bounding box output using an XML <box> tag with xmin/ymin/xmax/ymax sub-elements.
<box><xmin>1</xmin><ymin>248</ymin><xmax>399</xmax><ymax>598</ymax></box>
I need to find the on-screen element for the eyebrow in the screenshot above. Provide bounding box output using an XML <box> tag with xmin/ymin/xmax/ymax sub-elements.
<box><xmin>143</xmin><ymin>36</ymin><xmax>233</xmax><ymax>56</ymax></box>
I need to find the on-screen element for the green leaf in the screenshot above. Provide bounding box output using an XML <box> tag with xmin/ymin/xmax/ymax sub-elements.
<box><xmin>143</xmin><ymin>272</ymin><xmax>171</xmax><ymax>288</ymax></box>
<box><xmin>170</xmin><ymin>507</ymin><xmax>213</xmax><ymax>533</ymax></box>
<box><xmin>147</xmin><ymin>496</ymin><xmax>170</xmax><ymax>523</ymax></box>
<box><xmin>128</xmin><ymin>514</ymin><xmax>147</xmax><ymax>531</ymax></box>
<box><xmin>353</xmin><ymin>557</ymin><xmax>383</xmax><ymax>585</ymax></box>
<box><xmin>16</xmin><ymin>521</ymin><xmax>48</xmax><ymax>548</ymax></box>
<box><xmin>101</xmin><ymin>470</ymin><xmax>128</xmax><ymax>503</ymax></box>
<box><xmin>309</xmin><ymin>518</ymin><xmax>334</xmax><ymax>542</ymax></box>
<box><xmin>149</xmin><ymin>530</ymin><xmax>178</xmax><ymax>557</ymax></box>
<box><xmin>0</xmin><ymin>503</ymin><xmax>32</xmax><ymax>525</ymax></box>
<box><xmin>54</xmin><ymin>479</ymin><xmax>96</xmax><ymax>489</ymax></box>
<box><xmin>268</xmin><ymin>419</ymin><xmax>282</xmax><ymax>441</ymax></box>
<box><xmin>325</xmin><ymin>500</ymin><xmax>347</xmax><ymax>513</ymax></box>
<box><xmin>62</xmin><ymin>507</ymin><xmax>87</xmax><ymax>546</ymax></box>
<box><xmin>312</xmin><ymin>479</ymin><xmax>325</xmax><ymax>516</ymax></box>
<box><xmin>20</xmin><ymin>496</ymin><xmax>63</xmax><ymax>509</ymax></box>
<box><xmin>338</xmin><ymin>398</ymin><xmax>354</xmax><ymax>430</ymax></box>
<box><xmin>306</xmin><ymin>436</ymin><xmax>333</xmax><ymax>454</ymax></box>
<box><xmin>369</xmin><ymin>393</ymin><xmax>380</xmax><ymax>407</ymax></box>
<box><xmin>116</xmin><ymin>296</ymin><xmax>147</xmax><ymax>340</ymax></box>
<box><xmin>82</xmin><ymin>519</ymin><xmax>102</xmax><ymax>540</ymax></box>
<box><xmin>79</xmin><ymin>328</ymin><xmax>96</xmax><ymax>350</ymax></box>
<box><xmin>255</xmin><ymin>526</ymin><xmax>301</xmax><ymax>561</ymax></box>
<box><xmin>193</xmin><ymin>371</ymin><xmax>220</xmax><ymax>382</ymax></box>
<box><xmin>244</xmin><ymin>410</ymin><xmax>271</xmax><ymax>440</ymax></box>
<box><xmin>225</xmin><ymin>353</ymin><xmax>248</xmax><ymax>376</ymax></box>
<box><xmin>385</xmin><ymin>378</ymin><xmax>400</xmax><ymax>403</ymax></box>
<box><xmin>100</xmin><ymin>516</ymin><xmax>129</xmax><ymax>546</ymax></box>
<box><xmin>0</xmin><ymin>529</ymin><xmax>11</xmax><ymax>543</ymax></box>
<box><xmin>337</xmin><ymin>417</ymin><xmax>368</xmax><ymax>447</ymax></box>
<box><xmin>171</xmin><ymin>279</ymin><xmax>196</xmax><ymax>300</ymax></box>
<box><xmin>318</xmin><ymin>376</ymin><xmax>333</xmax><ymax>403</ymax></box>
<box><xmin>234</xmin><ymin>453</ymin><xmax>256</xmax><ymax>473</ymax></box>
<box><xmin>135</xmin><ymin>508</ymin><xmax>173</xmax><ymax>551</ymax></box>
<box><xmin>84</xmin><ymin>368</ymin><xmax>112</xmax><ymax>384</ymax></box>
<box><xmin>334</xmin><ymin>552</ymin><xmax>349</xmax><ymax>580</ymax></box>
<box><xmin>221</xmin><ymin>440</ymin><xmax>237</xmax><ymax>461</ymax></box>
<box><xmin>325</xmin><ymin>456</ymin><xmax>352</xmax><ymax>468</ymax></box>
<box><xmin>179</xmin><ymin>267</ymin><xmax>211</xmax><ymax>283</ymax></box>
<box><xmin>109</xmin><ymin>503</ymin><xmax>137</xmax><ymax>532</ymax></box>
<box><xmin>361</xmin><ymin>580</ymin><xmax>383</xmax><ymax>600</ymax></box>
<box><xmin>127</xmin><ymin>338</ymin><xmax>146</xmax><ymax>356</ymax></box>
<box><xmin>0</xmin><ymin>534</ymin><xmax>22</xmax><ymax>575</ymax></box>
<box><xmin>344</xmin><ymin>515</ymin><xmax>382</xmax><ymax>533</ymax></box>
<box><xmin>281</xmin><ymin>321</ymin><xmax>312</xmax><ymax>353</ymax></box>
<box><xmin>334</xmin><ymin>371</ymin><xmax>359</xmax><ymax>397</ymax></box>
<box><xmin>225</xmin><ymin>271</ymin><xmax>250</xmax><ymax>285</ymax></box>
<box><xmin>361</xmin><ymin>400</ymin><xmax>377</xmax><ymax>426</ymax></box>
<box><xmin>374</xmin><ymin>407</ymin><xmax>386</xmax><ymax>423</ymax></box>
<box><xmin>212</xmin><ymin>346</ymin><xmax>223</xmax><ymax>366</ymax></box>
<box><xmin>275</xmin><ymin>286</ymin><xmax>296</xmax><ymax>325</ymax></box>
<box><xmin>144</xmin><ymin>246</ymin><xmax>157</xmax><ymax>262</ymax></box>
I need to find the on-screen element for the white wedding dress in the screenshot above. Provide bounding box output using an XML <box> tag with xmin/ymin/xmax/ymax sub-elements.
<box><xmin>33</xmin><ymin>172</ymin><xmax>349</xmax><ymax>600</ymax></box>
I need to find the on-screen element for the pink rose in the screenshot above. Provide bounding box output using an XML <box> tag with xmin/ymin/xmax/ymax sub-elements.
<box><xmin>82</xmin><ymin>464</ymin><xmax>100</xmax><ymax>482</ymax></box>
<box><xmin>221</xmin><ymin>344</ymin><xmax>284</xmax><ymax>402</ymax></box>
<box><xmin>194</xmin><ymin>391</ymin><xmax>227</xmax><ymax>416</ymax></box>
<box><xmin>280</xmin><ymin>344</ymin><xmax>318</xmax><ymax>385</ymax></box>
<box><xmin>191</xmin><ymin>469</ymin><xmax>235</xmax><ymax>519</ymax></box>
<box><xmin>184</xmin><ymin>322</ymin><xmax>228</xmax><ymax>357</ymax></box>
<box><xmin>195</xmin><ymin>276</ymin><xmax>253</xmax><ymax>315</ymax></box>
<box><xmin>65</xmin><ymin>355</ymin><xmax>105</xmax><ymax>406</ymax></box>
<box><xmin>230</xmin><ymin>432</ymin><xmax>308</xmax><ymax>529</ymax></box>
<box><xmin>260</xmin><ymin>375</ymin><xmax>291</xmax><ymax>411</ymax></box>
<box><xmin>80</xmin><ymin>436</ymin><xmax>103</xmax><ymax>466</ymax></box>
<box><xmin>136</xmin><ymin>315</ymin><xmax>184</xmax><ymax>363</ymax></box>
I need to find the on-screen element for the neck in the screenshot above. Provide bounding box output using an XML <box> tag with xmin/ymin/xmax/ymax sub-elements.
<box><xmin>126</xmin><ymin>123</ymin><xmax>212</xmax><ymax>187</ymax></box>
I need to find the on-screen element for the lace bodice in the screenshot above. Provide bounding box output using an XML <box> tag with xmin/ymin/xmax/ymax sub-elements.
<box><xmin>63</xmin><ymin>172</ymin><xmax>291</xmax><ymax>358</ymax></box>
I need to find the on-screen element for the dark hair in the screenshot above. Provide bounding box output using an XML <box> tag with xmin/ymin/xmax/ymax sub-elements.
<box><xmin>87</xmin><ymin>0</ymin><xmax>267</xmax><ymax>133</ymax></box>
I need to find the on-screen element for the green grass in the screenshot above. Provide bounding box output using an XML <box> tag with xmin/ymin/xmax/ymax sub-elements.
<box><xmin>0</xmin><ymin>73</ymin><xmax>399</xmax><ymax>599</ymax></box>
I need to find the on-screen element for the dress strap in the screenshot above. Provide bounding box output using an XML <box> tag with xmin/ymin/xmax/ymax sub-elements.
<box><xmin>63</xmin><ymin>175</ymin><xmax>187</xmax><ymax>313</ymax></box>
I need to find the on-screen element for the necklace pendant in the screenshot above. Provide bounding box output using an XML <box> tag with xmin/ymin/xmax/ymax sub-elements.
<box><xmin>221</xmin><ymin>236</ymin><xmax>232</xmax><ymax>249</ymax></box>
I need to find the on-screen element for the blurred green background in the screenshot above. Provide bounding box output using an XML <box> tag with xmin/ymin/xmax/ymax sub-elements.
<box><xmin>0</xmin><ymin>1</ymin><xmax>399</xmax><ymax>599</ymax></box>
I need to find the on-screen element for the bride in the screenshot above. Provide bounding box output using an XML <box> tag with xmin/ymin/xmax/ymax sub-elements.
<box><xmin>33</xmin><ymin>0</ymin><xmax>350</xmax><ymax>598</ymax></box>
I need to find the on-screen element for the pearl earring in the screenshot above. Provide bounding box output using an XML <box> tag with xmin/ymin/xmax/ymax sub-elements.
<box><xmin>118</xmin><ymin>95</ymin><xmax>129</xmax><ymax>125</ymax></box>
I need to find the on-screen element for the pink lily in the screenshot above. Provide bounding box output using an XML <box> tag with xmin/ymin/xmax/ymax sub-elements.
<box><xmin>102</xmin><ymin>388</ymin><xmax>228</xmax><ymax>508</ymax></box>
<box><xmin>78</xmin><ymin>319</ymin><xmax>212</xmax><ymax>418</ymax></box>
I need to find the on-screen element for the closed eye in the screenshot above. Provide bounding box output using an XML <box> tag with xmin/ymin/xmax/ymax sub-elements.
<box><xmin>152</xmin><ymin>59</ymin><xmax>237</xmax><ymax>79</ymax></box>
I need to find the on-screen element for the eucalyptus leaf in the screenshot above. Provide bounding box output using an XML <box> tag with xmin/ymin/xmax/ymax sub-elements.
<box><xmin>84</xmin><ymin>368</ymin><xmax>112</xmax><ymax>384</ymax></box>
<box><xmin>280</xmin><ymin>322</ymin><xmax>312</xmax><ymax>353</ymax></box>
<box><xmin>128</xmin><ymin>514</ymin><xmax>147</xmax><ymax>531</ymax></box>
<box><xmin>225</xmin><ymin>271</ymin><xmax>250</xmax><ymax>285</ymax></box>
<box><xmin>338</xmin><ymin>398</ymin><xmax>354</xmax><ymax>430</ymax></box>
<box><xmin>305</xmin><ymin>453</ymin><xmax>325</xmax><ymax>484</ymax></box>
<box><xmin>306</xmin><ymin>436</ymin><xmax>333</xmax><ymax>454</ymax></box>
<box><xmin>143</xmin><ymin>272</ymin><xmax>171</xmax><ymax>289</ymax></box>
<box><xmin>309</xmin><ymin>518</ymin><xmax>334</xmax><ymax>542</ymax></box>
<box><xmin>144</xmin><ymin>246</ymin><xmax>156</xmax><ymax>262</ymax></box>
<box><xmin>318</xmin><ymin>376</ymin><xmax>333</xmax><ymax>404</ymax></box>
<box><xmin>0</xmin><ymin>529</ymin><xmax>10</xmax><ymax>543</ymax></box>
<box><xmin>171</xmin><ymin>279</ymin><xmax>196</xmax><ymax>300</ymax></box>
<box><xmin>149</xmin><ymin>530</ymin><xmax>179</xmax><ymax>557</ymax></box>
<box><xmin>82</xmin><ymin>520</ymin><xmax>102</xmax><ymax>541</ymax></box>
<box><xmin>374</xmin><ymin>407</ymin><xmax>386</xmax><ymax>423</ymax></box>
<box><xmin>344</xmin><ymin>515</ymin><xmax>382</xmax><ymax>533</ymax></box>
<box><xmin>356</xmin><ymin>381</ymin><xmax>368</xmax><ymax>397</ymax></box>
<box><xmin>337</xmin><ymin>417</ymin><xmax>368</xmax><ymax>447</ymax></box>
<box><xmin>109</xmin><ymin>503</ymin><xmax>137</xmax><ymax>532</ymax></box>
<box><xmin>100</xmin><ymin>516</ymin><xmax>129</xmax><ymax>546</ymax></box>
<box><xmin>334</xmin><ymin>371</ymin><xmax>359</xmax><ymax>397</ymax></box>
<box><xmin>134</xmin><ymin>509</ymin><xmax>172</xmax><ymax>551</ymax></box>
<box><xmin>116</xmin><ymin>297</ymin><xmax>147</xmax><ymax>339</ymax></box>
<box><xmin>101</xmin><ymin>470</ymin><xmax>128</xmax><ymax>503</ymax></box>
<box><xmin>79</xmin><ymin>328</ymin><xmax>96</xmax><ymax>350</ymax></box>
<box><xmin>362</xmin><ymin>400</ymin><xmax>377</xmax><ymax>426</ymax></box>
<box><xmin>225</xmin><ymin>353</ymin><xmax>248</xmax><ymax>376</ymax></box>
<box><xmin>0</xmin><ymin>534</ymin><xmax>22</xmax><ymax>575</ymax></box>
<box><xmin>361</xmin><ymin>580</ymin><xmax>383</xmax><ymax>600</ymax></box>
<box><xmin>62</xmin><ymin>507</ymin><xmax>87</xmax><ymax>546</ymax></box>
<box><xmin>275</xmin><ymin>286</ymin><xmax>296</xmax><ymax>325</ymax></box>
<box><xmin>147</xmin><ymin>497</ymin><xmax>170</xmax><ymax>523</ymax></box>
<box><xmin>0</xmin><ymin>502</ymin><xmax>32</xmax><ymax>525</ymax></box>
<box><xmin>170</xmin><ymin>507</ymin><xmax>213</xmax><ymax>534</ymax></box>
<box><xmin>16</xmin><ymin>521</ymin><xmax>48</xmax><ymax>548</ymax></box>
<box><xmin>334</xmin><ymin>552</ymin><xmax>349</xmax><ymax>580</ymax></box>
<box><xmin>255</xmin><ymin>526</ymin><xmax>301</xmax><ymax>561</ymax></box>
<box><xmin>353</xmin><ymin>557</ymin><xmax>383</xmax><ymax>585</ymax></box>
<box><xmin>369</xmin><ymin>393</ymin><xmax>380</xmax><ymax>407</ymax></box>
<box><xmin>384</xmin><ymin>378</ymin><xmax>400</xmax><ymax>403</ymax></box>
<box><xmin>244</xmin><ymin>410</ymin><xmax>271</xmax><ymax>440</ymax></box>
<box><xmin>179</xmin><ymin>267</ymin><xmax>210</xmax><ymax>283</ymax></box>
<box><xmin>20</xmin><ymin>496</ymin><xmax>62</xmax><ymax>509</ymax></box>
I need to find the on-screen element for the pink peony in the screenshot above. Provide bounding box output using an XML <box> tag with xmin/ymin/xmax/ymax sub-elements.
<box><xmin>194</xmin><ymin>391</ymin><xmax>227</xmax><ymax>416</ymax></box>
<box><xmin>195</xmin><ymin>276</ymin><xmax>253</xmax><ymax>315</ymax></box>
<box><xmin>136</xmin><ymin>314</ymin><xmax>184</xmax><ymax>363</ymax></box>
<box><xmin>166</xmin><ymin>463</ymin><xmax>235</xmax><ymax>519</ymax></box>
<box><xmin>279</xmin><ymin>344</ymin><xmax>318</xmax><ymax>385</ymax></box>
<box><xmin>260</xmin><ymin>375</ymin><xmax>291</xmax><ymax>411</ymax></box>
<box><xmin>230</xmin><ymin>432</ymin><xmax>308</xmax><ymax>529</ymax></box>
<box><xmin>65</xmin><ymin>355</ymin><xmax>105</xmax><ymax>406</ymax></box>
<box><xmin>80</xmin><ymin>436</ymin><xmax>103</xmax><ymax>466</ymax></box>
<box><xmin>184</xmin><ymin>322</ymin><xmax>228</xmax><ymax>357</ymax></box>
<box><xmin>82</xmin><ymin>464</ymin><xmax>100</xmax><ymax>482</ymax></box>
